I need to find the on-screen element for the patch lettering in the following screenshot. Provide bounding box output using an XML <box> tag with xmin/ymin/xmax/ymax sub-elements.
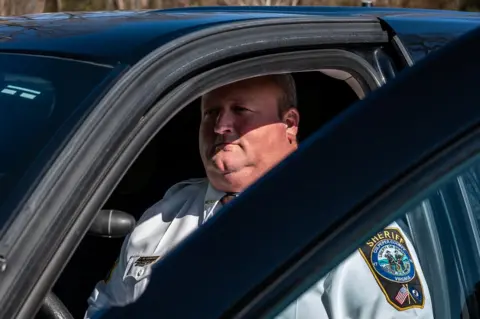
<box><xmin>358</xmin><ymin>227</ymin><xmax>425</xmax><ymax>311</ymax></box>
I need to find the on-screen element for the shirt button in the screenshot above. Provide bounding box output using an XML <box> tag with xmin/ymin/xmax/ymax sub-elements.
<box><xmin>137</xmin><ymin>268</ymin><xmax>144</xmax><ymax>277</ymax></box>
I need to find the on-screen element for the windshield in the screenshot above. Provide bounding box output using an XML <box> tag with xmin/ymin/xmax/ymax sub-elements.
<box><xmin>0</xmin><ymin>52</ymin><xmax>118</xmax><ymax>230</ymax></box>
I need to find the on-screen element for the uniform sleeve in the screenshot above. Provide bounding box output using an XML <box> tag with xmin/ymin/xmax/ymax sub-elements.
<box><xmin>279</xmin><ymin>221</ymin><xmax>434</xmax><ymax>319</ymax></box>
<box><xmin>83</xmin><ymin>178</ymin><xmax>205</xmax><ymax>319</ymax></box>
<box><xmin>320</xmin><ymin>221</ymin><xmax>434</xmax><ymax>319</ymax></box>
<box><xmin>84</xmin><ymin>235</ymin><xmax>133</xmax><ymax>319</ymax></box>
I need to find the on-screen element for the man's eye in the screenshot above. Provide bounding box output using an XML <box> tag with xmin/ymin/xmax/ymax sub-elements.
<box><xmin>233</xmin><ymin>106</ymin><xmax>249</xmax><ymax>113</ymax></box>
<box><xmin>203</xmin><ymin>109</ymin><xmax>217</xmax><ymax>117</ymax></box>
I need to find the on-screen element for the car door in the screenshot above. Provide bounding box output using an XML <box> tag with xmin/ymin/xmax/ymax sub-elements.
<box><xmin>97</xmin><ymin>23</ymin><xmax>480</xmax><ymax>319</ymax></box>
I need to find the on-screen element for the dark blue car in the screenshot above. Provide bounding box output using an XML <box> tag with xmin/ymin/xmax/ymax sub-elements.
<box><xmin>1</xmin><ymin>5</ymin><xmax>480</xmax><ymax>319</ymax></box>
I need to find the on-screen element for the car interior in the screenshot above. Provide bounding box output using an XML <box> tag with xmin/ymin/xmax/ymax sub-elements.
<box><xmin>49</xmin><ymin>70</ymin><xmax>364</xmax><ymax>318</ymax></box>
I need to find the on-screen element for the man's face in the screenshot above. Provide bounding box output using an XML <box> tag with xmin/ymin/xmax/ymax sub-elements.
<box><xmin>199</xmin><ymin>76</ymin><xmax>299</xmax><ymax>192</ymax></box>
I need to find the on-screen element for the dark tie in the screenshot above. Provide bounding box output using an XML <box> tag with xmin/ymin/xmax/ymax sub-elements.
<box><xmin>220</xmin><ymin>192</ymin><xmax>238</xmax><ymax>206</ymax></box>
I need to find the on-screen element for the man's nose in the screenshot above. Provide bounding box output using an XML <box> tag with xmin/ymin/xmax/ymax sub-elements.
<box><xmin>214</xmin><ymin>110</ymin><xmax>234</xmax><ymax>134</ymax></box>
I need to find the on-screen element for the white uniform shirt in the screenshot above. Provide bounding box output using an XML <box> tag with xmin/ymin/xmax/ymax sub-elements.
<box><xmin>85</xmin><ymin>178</ymin><xmax>433</xmax><ymax>319</ymax></box>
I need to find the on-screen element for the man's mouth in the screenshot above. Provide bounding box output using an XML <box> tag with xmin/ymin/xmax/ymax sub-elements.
<box><xmin>212</xmin><ymin>143</ymin><xmax>235</xmax><ymax>154</ymax></box>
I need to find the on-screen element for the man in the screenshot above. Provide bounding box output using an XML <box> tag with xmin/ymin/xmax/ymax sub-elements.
<box><xmin>85</xmin><ymin>74</ymin><xmax>433</xmax><ymax>318</ymax></box>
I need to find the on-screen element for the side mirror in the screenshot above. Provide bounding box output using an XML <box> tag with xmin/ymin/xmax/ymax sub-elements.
<box><xmin>88</xmin><ymin>209</ymin><xmax>136</xmax><ymax>238</ymax></box>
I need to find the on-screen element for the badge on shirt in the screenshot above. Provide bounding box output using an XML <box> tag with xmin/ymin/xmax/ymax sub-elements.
<box><xmin>358</xmin><ymin>227</ymin><xmax>425</xmax><ymax>311</ymax></box>
<box><xmin>134</xmin><ymin>256</ymin><xmax>160</xmax><ymax>267</ymax></box>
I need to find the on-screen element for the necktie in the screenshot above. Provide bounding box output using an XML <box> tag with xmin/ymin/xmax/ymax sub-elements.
<box><xmin>220</xmin><ymin>192</ymin><xmax>238</xmax><ymax>206</ymax></box>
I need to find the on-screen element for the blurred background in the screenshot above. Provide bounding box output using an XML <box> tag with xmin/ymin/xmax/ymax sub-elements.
<box><xmin>1</xmin><ymin>0</ymin><xmax>480</xmax><ymax>19</ymax></box>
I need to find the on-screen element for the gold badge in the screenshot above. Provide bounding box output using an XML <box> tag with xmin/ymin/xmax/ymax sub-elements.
<box><xmin>134</xmin><ymin>256</ymin><xmax>160</xmax><ymax>267</ymax></box>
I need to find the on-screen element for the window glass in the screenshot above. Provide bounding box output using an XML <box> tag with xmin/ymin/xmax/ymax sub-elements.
<box><xmin>0</xmin><ymin>53</ymin><xmax>117</xmax><ymax>234</ymax></box>
<box><xmin>274</xmin><ymin>154</ymin><xmax>480</xmax><ymax>319</ymax></box>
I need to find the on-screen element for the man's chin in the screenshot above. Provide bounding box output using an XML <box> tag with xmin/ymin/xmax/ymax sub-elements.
<box><xmin>208</xmin><ymin>169</ymin><xmax>252</xmax><ymax>192</ymax></box>
<box><xmin>212</xmin><ymin>160</ymin><xmax>255</xmax><ymax>176</ymax></box>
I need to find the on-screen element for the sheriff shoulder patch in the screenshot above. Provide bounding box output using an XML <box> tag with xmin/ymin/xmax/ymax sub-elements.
<box><xmin>358</xmin><ymin>227</ymin><xmax>425</xmax><ymax>311</ymax></box>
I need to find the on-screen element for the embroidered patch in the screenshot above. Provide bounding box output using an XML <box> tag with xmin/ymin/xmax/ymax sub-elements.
<box><xmin>134</xmin><ymin>256</ymin><xmax>160</xmax><ymax>267</ymax></box>
<box><xmin>103</xmin><ymin>258</ymin><xmax>118</xmax><ymax>283</ymax></box>
<box><xmin>358</xmin><ymin>227</ymin><xmax>425</xmax><ymax>311</ymax></box>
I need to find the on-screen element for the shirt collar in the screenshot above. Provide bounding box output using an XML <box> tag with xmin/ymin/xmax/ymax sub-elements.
<box><xmin>204</xmin><ymin>183</ymin><xmax>225</xmax><ymax>205</ymax></box>
<box><xmin>203</xmin><ymin>183</ymin><xmax>226</xmax><ymax>223</ymax></box>
<box><xmin>203</xmin><ymin>183</ymin><xmax>242</xmax><ymax>223</ymax></box>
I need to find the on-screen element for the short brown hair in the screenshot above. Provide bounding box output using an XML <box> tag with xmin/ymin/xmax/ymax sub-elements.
<box><xmin>265</xmin><ymin>73</ymin><xmax>297</xmax><ymax>117</ymax></box>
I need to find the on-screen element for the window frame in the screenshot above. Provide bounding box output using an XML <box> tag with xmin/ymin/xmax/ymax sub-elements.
<box><xmin>89</xmin><ymin>50</ymin><xmax>384</xmax><ymax>319</ymax></box>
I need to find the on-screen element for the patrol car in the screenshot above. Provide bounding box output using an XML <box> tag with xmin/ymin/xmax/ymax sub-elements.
<box><xmin>1</xmin><ymin>5</ymin><xmax>480</xmax><ymax>319</ymax></box>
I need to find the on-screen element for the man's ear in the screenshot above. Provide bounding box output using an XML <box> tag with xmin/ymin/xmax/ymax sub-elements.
<box><xmin>283</xmin><ymin>107</ymin><xmax>299</xmax><ymax>143</ymax></box>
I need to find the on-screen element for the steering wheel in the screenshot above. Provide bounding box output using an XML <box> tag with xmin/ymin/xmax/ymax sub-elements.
<box><xmin>37</xmin><ymin>291</ymin><xmax>74</xmax><ymax>319</ymax></box>
<box><xmin>35</xmin><ymin>210</ymin><xmax>136</xmax><ymax>319</ymax></box>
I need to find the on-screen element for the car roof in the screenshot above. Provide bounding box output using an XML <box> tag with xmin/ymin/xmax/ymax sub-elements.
<box><xmin>0</xmin><ymin>6</ymin><xmax>479</xmax><ymax>65</ymax></box>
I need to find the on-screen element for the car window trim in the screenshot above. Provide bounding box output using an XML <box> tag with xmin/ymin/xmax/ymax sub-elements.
<box><xmin>0</xmin><ymin>52</ymin><xmax>116</xmax><ymax>68</ymax></box>
<box><xmin>85</xmin><ymin>48</ymin><xmax>382</xmax><ymax>319</ymax></box>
